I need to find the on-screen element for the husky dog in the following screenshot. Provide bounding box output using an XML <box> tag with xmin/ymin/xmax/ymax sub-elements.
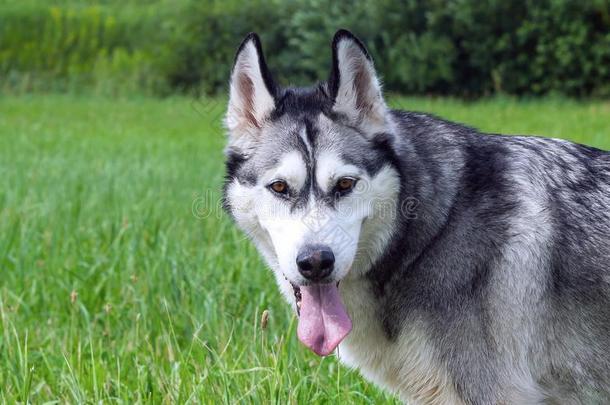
<box><xmin>222</xmin><ymin>29</ymin><xmax>610</xmax><ymax>404</ymax></box>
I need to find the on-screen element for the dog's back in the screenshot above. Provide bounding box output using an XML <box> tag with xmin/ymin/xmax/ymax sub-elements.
<box><xmin>506</xmin><ymin>133</ymin><xmax>610</xmax><ymax>402</ymax></box>
<box><xmin>364</xmin><ymin>110</ymin><xmax>610</xmax><ymax>403</ymax></box>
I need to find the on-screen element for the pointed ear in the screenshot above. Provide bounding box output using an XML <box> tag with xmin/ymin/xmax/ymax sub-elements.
<box><xmin>225</xmin><ymin>33</ymin><xmax>278</xmax><ymax>151</ymax></box>
<box><xmin>328</xmin><ymin>30</ymin><xmax>388</xmax><ymax>132</ymax></box>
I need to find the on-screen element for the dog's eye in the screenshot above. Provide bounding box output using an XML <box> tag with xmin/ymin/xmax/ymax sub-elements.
<box><xmin>268</xmin><ymin>180</ymin><xmax>289</xmax><ymax>195</ymax></box>
<box><xmin>335</xmin><ymin>177</ymin><xmax>357</xmax><ymax>193</ymax></box>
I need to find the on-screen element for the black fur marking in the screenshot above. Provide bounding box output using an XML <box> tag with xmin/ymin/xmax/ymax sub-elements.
<box><xmin>292</xmin><ymin>127</ymin><xmax>314</xmax><ymax>212</ymax></box>
<box><xmin>304</xmin><ymin>118</ymin><xmax>318</xmax><ymax>150</ymax></box>
<box><xmin>369</xmin><ymin>132</ymin><xmax>403</xmax><ymax>175</ymax></box>
<box><xmin>224</xmin><ymin>149</ymin><xmax>248</xmax><ymax>181</ymax></box>
<box><xmin>222</xmin><ymin>150</ymin><xmax>250</xmax><ymax>216</ymax></box>
<box><xmin>270</xmin><ymin>86</ymin><xmax>334</xmax><ymax>121</ymax></box>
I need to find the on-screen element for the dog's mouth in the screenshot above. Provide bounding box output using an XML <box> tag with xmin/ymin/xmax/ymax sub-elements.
<box><xmin>292</xmin><ymin>283</ymin><xmax>303</xmax><ymax>314</ymax></box>
<box><xmin>290</xmin><ymin>281</ymin><xmax>352</xmax><ymax>357</ymax></box>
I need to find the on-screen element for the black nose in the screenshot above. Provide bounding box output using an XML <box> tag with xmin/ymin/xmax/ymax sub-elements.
<box><xmin>296</xmin><ymin>244</ymin><xmax>335</xmax><ymax>281</ymax></box>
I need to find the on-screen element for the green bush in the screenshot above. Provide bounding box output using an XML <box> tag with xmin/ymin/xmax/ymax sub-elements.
<box><xmin>1</xmin><ymin>0</ymin><xmax>609</xmax><ymax>97</ymax></box>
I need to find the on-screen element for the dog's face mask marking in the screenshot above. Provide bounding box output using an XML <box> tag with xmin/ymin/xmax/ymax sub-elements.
<box><xmin>223</xmin><ymin>31</ymin><xmax>399</xmax><ymax>356</ymax></box>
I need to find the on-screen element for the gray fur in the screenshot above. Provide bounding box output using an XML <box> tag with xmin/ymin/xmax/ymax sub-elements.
<box><xmin>223</xmin><ymin>30</ymin><xmax>610</xmax><ymax>404</ymax></box>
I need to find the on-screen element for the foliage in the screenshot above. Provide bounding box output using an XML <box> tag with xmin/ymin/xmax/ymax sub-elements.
<box><xmin>1</xmin><ymin>0</ymin><xmax>609</xmax><ymax>97</ymax></box>
<box><xmin>0</xmin><ymin>1</ymin><xmax>175</xmax><ymax>95</ymax></box>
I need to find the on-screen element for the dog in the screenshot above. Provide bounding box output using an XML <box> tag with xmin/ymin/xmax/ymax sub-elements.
<box><xmin>221</xmin><ymin>29</ymin><xmax>610</xmax><ymax>404</ymax></box>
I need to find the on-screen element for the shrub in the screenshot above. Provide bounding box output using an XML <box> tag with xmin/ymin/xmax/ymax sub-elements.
<box><xmin>1</xmin><ymin>0</ymin><xmax>609</xmax><ymax>97</ymax></box>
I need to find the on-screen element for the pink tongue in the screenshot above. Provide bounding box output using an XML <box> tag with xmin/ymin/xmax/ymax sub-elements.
<box><xmin>297</xmin><ymin>283</ymin><xmax>352</xmax><ymax>356</ymax></box>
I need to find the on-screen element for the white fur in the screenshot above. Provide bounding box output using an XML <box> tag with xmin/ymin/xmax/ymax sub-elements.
<box><xmin>315</xmin><ymin>151</ymin><xmax>362</xmax><ymax>192</ymax></box>
<box><xmin>256</xmin><ymin>151</ymin><xmax>374</xmax><ymax>286</ymax></box>
<box><xmin>261</xmin><ymin>151</ymin><xmax>308</xmax><ymax>191</ymax></box>
<box><xmin>226</xmin><ymin>146</ymin><xmax>399</xmax><ymax>287</ymax></box>
<box><xmin>227</xmin><ymin>144</ymin><xmax>464</xmax><ymax>403</ymax></box>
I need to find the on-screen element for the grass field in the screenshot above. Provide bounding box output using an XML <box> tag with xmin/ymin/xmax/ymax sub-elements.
<box><xmin>0</xmin><ymin>94</ymin><xmax>608</xmax><ymax>403</ymax></box>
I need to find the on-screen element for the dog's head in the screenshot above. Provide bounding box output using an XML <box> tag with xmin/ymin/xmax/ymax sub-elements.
<box><xmin>223</xmin><ymin>30</ymin><xmax>400</xmax><ymax>356</ymax></box>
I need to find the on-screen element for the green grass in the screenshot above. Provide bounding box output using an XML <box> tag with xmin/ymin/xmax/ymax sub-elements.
<box><xmin>0</xmin><ymin>94</ymin><xmax>608</xmax><ymax>403</ymax></box>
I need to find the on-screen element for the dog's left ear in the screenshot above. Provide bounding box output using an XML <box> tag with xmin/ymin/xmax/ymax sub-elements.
<box><xmin>225</xmin><ymin>33</ymin><xmax>278</xmax><ymax>152</ymax></box>
<box><xmin>328</xmin><ymin>30</ymin><xmax>388</xmax><ymax>133</ymax></box>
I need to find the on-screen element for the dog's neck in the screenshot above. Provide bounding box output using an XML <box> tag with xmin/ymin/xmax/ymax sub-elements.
<box><xmin>359</xmin><ymin>113</ymin><xmax>463</xmax><ymax>297</ymax></box>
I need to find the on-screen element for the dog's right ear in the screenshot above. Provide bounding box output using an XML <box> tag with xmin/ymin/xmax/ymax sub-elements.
<box><xmin>225</xmin><ymin>33</ymin><xmax>278</xmax><ymax>152</ymax></box>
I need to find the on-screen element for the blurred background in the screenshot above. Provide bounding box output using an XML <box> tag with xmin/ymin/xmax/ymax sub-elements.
<box><xmin>0</xmin><ymin>1</ymin><xmax>609</xmax><ymax>403</ymax></box>
<box><xmin>2</xmin><ymin>0</ymin><xmax>610</xmax><ymax>97</ymax></box>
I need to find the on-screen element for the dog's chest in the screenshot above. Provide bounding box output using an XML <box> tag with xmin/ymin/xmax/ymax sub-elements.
<box><xmin>337</xmin><ymin>278</ymin><xmax>463</xmax><ymax>405</ymax></box>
